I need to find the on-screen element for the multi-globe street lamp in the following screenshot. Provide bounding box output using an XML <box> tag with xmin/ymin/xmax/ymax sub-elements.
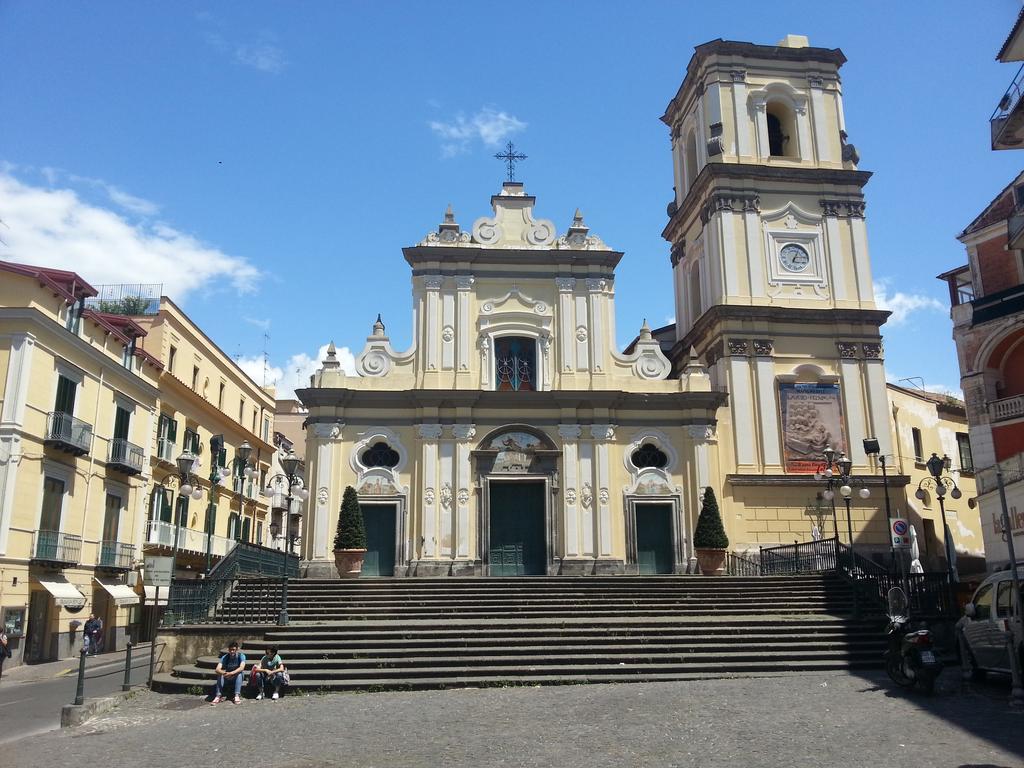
<box><xmin>815</xmin><ymin>448</ymin><xmax>870</xmax><ymax>618</ymax></box>
<box><xmin>915</xmin><ymin>452</ymin><xmax>962</xmax><ymax>609</ymax></box>
<box><xmin>270</xmin><ymin>448</ymin><xmax>308</xmax><ymax>626</ymax></box>
<box><xmin>813</xmin><ymin>447</ymin><xmax>841</xmax><ymax>539</ymax></box>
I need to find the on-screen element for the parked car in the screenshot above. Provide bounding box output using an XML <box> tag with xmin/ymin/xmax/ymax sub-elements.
<box><xmin>957</xmin><ymin>566</ymin><xmax>1023</xmax><ymax>678</ymax></box>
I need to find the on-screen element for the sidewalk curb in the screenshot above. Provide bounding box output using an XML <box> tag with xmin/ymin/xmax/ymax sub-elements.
<box><xmin>60</xmin><ymin>687</ymin><xmax>139</xmax><ymax>728</ymax></box>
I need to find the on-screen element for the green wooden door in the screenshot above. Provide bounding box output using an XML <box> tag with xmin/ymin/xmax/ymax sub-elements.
<box><xmin>635</xmin><ymin>504</ymin><xmax>673</xmax><ymax>574</ymax></box>
<box><xmin>489</xmin><ymin>481</ymin><xmax>545</xmax><ymax>576</ymax></box>
<box><xmin>361</xmin><ymin>504</ymin><xmax>396</xmax><ymax>577</ymax></box>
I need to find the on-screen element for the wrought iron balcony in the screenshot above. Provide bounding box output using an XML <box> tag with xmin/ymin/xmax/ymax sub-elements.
<box><xmin>970</xmin><ymin>284</ymin><xmax>1024</xmax><ymax>326</ymax></box>
<box><xmin>45</xmin><ymin>411</ymin><xmax>93</xmax><ymax>456</ymax></box>
<box><xmin>32</xmin><ymin>529</ymin><xmax>82</xmax><ymax>566</ymax></box>
<box><xmin>991</xmin><ymin>63</ymin><xmax>1024</xmax><ymax>150</ymax></box>
<box><xmin>991</xmin><ymin>394</ymin><xmax>1024</xmax><ymax>423</ymax></box>
<box><xmin>107</xmin><ymin>438</ymin><xmax>144</xmax><ymax>475</ymax></box>
<box><xmin>156</xmin><ymin>437</ymin><xmax>176</xmax><ymax>463</ymax></box>
<box><xmin>98</xmin><ymin>540</ymin><xmax>135</xmax><ymax>570</ymax></box>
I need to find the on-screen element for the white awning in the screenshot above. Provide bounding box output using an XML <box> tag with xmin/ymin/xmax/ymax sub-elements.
<box><xmin>93</xmin><ymin>577</ymin><xmax>140</xmax><ymax>606</ymax></box>
<box><xmin>143</xmin><ymin>585</ymin><xmax>168</xmax><ymax>606</ymax></box>
<box><xmin>37</xmin><ymin>577</ymin><xmax>87</xmax><ymax>608</ymax></box>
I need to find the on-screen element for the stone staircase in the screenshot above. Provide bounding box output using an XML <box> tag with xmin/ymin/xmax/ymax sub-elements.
<box><xmin>153</xmin><ymin>574</ymin><xmax>885</xmax><ymax>693</ymax></box>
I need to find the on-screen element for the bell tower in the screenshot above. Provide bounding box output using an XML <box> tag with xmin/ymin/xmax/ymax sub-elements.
<box><xmin>662</xmin><ymin>35</ymin><xmax>893</xmax><ymax>546</ymax></box>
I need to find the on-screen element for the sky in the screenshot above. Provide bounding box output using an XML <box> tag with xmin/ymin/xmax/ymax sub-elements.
<box><xmin>2</xmin><ymin>0</ymin><xmax>1023</xmax><ymax>398</ymax></box>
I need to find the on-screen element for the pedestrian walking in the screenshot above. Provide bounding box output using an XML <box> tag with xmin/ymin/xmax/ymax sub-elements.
<box><xmin>0</xmin><ymin>630</ymin><xmax>10</xmax><ymax>681</ymax></box>
<box><xmin>250</xmin><ymin>646</ymin><xmax>287</xmax><ymax>700</ymax></box>
<box><xmin>210</xmin><ymin>641</ymin><xmax>246</xmax><ymax>705</ymax></box>
<box><xmin>83</xmin><ymin>614</ymin><xmax>98</xmax><ymax>655</ymax></box>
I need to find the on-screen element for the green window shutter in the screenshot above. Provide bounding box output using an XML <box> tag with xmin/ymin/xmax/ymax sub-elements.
<box><xmin>55</xmin><ymin>375</ymin><xmax>77</xmax><ymax>414</ymax></box>
<box><xmin>167</xmin><ymin>418</ymin><xmax>178</xmax><ymax>443</ymax></box>
<box><xmin>113</xmin><ymin>407</ymin><xmax>130</xmax><ymax>440</ymax></box>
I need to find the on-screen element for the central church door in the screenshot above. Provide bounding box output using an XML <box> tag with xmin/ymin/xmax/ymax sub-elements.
<box><xmin>488</xmin><ymin>481</ymin><xmax>545</xmax><ymax>576</ymax></box>
<box><xmin>635</xmin><ymin>503</ymin><xmax>673</xmax><ymax>574</ymax></box>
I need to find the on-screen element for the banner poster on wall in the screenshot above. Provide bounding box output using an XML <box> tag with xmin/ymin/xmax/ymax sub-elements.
<box><xmin>779</xmin><ymin>382</ymin><xmax>847</xmax><ymax>473</ymax></box>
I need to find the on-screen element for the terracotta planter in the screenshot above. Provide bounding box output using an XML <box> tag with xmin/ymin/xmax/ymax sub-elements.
<box><xmin>333</xmin><ymin>548</ymin><xmax>367</xmax><ymax>579</ymax></box>
<box><xmin>695</xmin><ymin>547</ymin><xmax>727</xmax><ymax>576</ymax></box>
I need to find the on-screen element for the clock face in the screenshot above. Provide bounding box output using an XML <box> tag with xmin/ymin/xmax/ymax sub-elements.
<box><xmin>779</xmin><ymin>243</ymin><xmax>811</xmax><ymax>273</ymax></box>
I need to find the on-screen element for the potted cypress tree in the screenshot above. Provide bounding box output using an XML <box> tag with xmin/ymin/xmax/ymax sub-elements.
<box><xmin>693</xmin><ymin>486</ymin><xmax>729</xmax><ymax>575</ymax></box>
<box><xmin>333</xmin><ymin>485</ymin><xmax>367</xmax><ymax>578</ymax></box>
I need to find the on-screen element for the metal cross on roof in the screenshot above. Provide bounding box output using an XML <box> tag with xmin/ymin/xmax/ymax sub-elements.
<box><xmin>494</xmin><ymin>142</ymin><xmax>527</xmax><ymax>182</ymax></box>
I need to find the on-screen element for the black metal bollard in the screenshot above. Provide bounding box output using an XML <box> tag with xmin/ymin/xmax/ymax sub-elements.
<box><xmin>148</xmin><ymin>637</ymin><xmax>156</xmax><ymax>687</ymax></box>
<box><xmin>74</xmin><ymin>645</ymin><xmax>87</xmax><ymax>705</ymax></box>
<box><xmin>122</xmin><ymin>641</ymin><xmax>133</xmax><ymax>691</ymax></box>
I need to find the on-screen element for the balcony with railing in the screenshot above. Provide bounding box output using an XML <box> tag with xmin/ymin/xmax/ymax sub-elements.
<box><xmin>144</xmin><ymin>519</ymin><xmax>237</xmax><ymax>559</ymax></box>
<box><xmin>969</xmin><ymin>283</ymin><xmax>1024</xmax><ymax>326</ymax></box>
<box><xmin>156</xmin><ymin>437</ymin><xmax>176</xmax><ymax>463</ymax></box>
<box><xmin>991</xmin><ymin>63</ymin><xmax>1024</xmax><ymax>150</ymax></box>
<box><xmin>45</xmin><ymin>411</ymin><xmax>93</xmax><ymax>456</ymax></box>
<box><xmin>98</xmin><ymin>540</ymin><xmax>135</xmax><ymax>570</ymax></box>
<box><xmin>31</xmin><ymin>529</ymin><xmax>83</xmax><ymax>566</ymax></box>
<box><xmin>990</xmin><ymin>394</ymin><xmax>1024</xmax><ymax>423</ymax></box>
<box><xmin>107</xmin><ymin>438</ymin><xmax>145</xmax><ymax>475</ymax></box>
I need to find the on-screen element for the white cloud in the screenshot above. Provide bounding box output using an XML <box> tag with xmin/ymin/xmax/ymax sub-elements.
<box><xmin>874</xmin><ymin>279</ymin><xmax>945</xmax><ymax>326</ymax></box>
<box><xmin>0</xmin><ymin>170</ymin><xmax>260</xmax><ymax>299</ymax></box>
<box><xmin>69</xmin><ymin>173</ymin><xmax>160</xmax><ymax>216</ymax></box>
<box><xmin>429</xmin><ymin>108</ymin><xmax>526</xmax><ymax>157</ymax></box>
<box><xmin>236</xmin><ymin>343</ymin><xmax>357</xmax><ymax>400</ymax></box>
<box><xmin>234</xmin><ymin>42</ymin><xmax>285</xmax><ymax>73</ymax></box>
<box><xmin>244</xmin><ymin>316</ymin><xmax>272</xmax><ymax>331</ymax></box>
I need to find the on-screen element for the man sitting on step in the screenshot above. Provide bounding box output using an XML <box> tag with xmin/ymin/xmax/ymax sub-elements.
<box><xmin>250</xmin><ymin>645</ymin><xmax>287</xmax><ymax>700</ymax></box>
<box><xmin>210</xmin><ymin>641</ymin><xmax>246</xmax><ymax>705</ymax></box>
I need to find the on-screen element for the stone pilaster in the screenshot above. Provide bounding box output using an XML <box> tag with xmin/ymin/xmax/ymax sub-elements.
<box><xmin>417</xmin><ymin>423</ymin><xmax>443</xmax><ymax>559</ymax></box>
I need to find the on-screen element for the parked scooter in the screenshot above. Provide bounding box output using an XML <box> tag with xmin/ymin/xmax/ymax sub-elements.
<box><xmin>885</xmin><ymin>586</ymin><xmax>942</xmax><ymax>694</ymax></box>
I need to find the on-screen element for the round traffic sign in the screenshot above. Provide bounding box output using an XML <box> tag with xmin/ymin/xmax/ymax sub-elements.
<box><xmin>892</xmin><ymin>519</ymin><xmax>908</xmax><ymax>536</ymax></box>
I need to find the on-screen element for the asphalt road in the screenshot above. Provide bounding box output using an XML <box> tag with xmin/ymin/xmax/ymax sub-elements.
<box><xmin>4</xmin><ymin>669</ymin><xmax>1023</xmax><ymax>768</ymax></box>
<box><xmin>0</xmin><ymin>653</ymin><xmax>151</xmax><ymax>745</ymax></box>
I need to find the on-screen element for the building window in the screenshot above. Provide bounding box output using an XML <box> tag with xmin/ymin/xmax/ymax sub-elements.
<box><xmin>65</xmin><ymin>299</ymin><xmax>83</xmax><ymax>334</ymax></box>
<box><xmin>54</xmin><ymin>375</ymin><xmax>77</xmax><ymax>415</ymax></box>
<box><xmin>218</xmin><ymin>382</ymin><xmax>225</xmax><ymax>410</ymax></box>
<box><xmin>495</xmin><ymin>336</ymin><xmax>536</xmax><ymax>392</ymax></box>
<box><xmin>103</xmin><ymin>493</ymin><xmax>121</xmax><ymax>543</ymax></box>
<box><xmin>40</xmin><ymin>476</ymin><xmax>65</xmax><ymax>532</ymax></box>
<box><xmin>239</xmin><ymin>398</ymin><xmax>245</xmax><ymax>423</ymax></box>
<box><xmin>262</xmin><ymin>417</ymin><xmax>270</xmax><ymax>442</ymax></box>
<box><xmin>168</xmin><ymin>345</ymin><xmax>177</xmax><ymax>374</ymax></box>
<box><xmin>191</xmin><ymin>365</ymin><xmax>200</xmax><ymax>391</ymax></box>
<box><xmin>150</xmin><ymin>486</ymin><xmax>173</xmax><ymax>523</ymax></box>
<box><xmin>957</xmin><ymin>432</ymin><xmax>974</xmax><ymax>473</ymax></box>
<box><xmin>766</xmin><ymin>101</ymin><xmax>797</xmax><ymax>158</ymax></box>
<box><xmin>912</xmin><ymin>427</ymin><xmax>924</xmax><ymax>463</ymax></box>
<box><xmin>252</xmin><ymin>408</ymin><xmax>257</xmax><ymax>434</ymax></box>
<box><xmin>361</xmin><ymin>442</ymin><xmax>399</xmax><ymax>468</ymax></box>
<box><xmin>227</xmin><ymin>512</ymin><xmax>241</xmax><ymax>541</ymax></box>
<box><xmin>182</xmin><ymin>427</ymin><xmax>200</xmax><ymax>454</ymax></box>
<box><xmin>684</xmin><ymin>129</ymin><xmax>698</xmax><ymax>190</ymax></box>
<box><xmin>631</xmin><ymin>443</ymin><xmax>669</xmax><ymax>469</ymax></box>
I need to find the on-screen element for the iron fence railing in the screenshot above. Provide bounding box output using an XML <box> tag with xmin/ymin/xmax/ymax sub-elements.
<box><xmin>32</xmin><ymin>529</ymin><xmax>82</xmax><ymax>564</ymax></box>
<box><xmin>45</xmin><ymin>411</ymin><xmax>93</xmax><ymax>454</ymax></box>
<box><xmin>725</xmin><ymin>551</ymin><xmax>761</xmax><ymax>576</ymax></box>
<box><xmin>834</xmin><ymin>541</ymin><xmax>953</xmax><ymax>618</ymax></box>
<box><xmin>84</xmin><ymin>283</ymin><xmax>162</xmax><ymax>316</ymax></box>
<box><xmin>145</xmin><ymin>520</ymin><xmax>237</xmax><ymax>558</ymax></box>
<box><xmin>760</xmin><ymin>537</ymin><xmax>837</xmax><ymax>575</ymax></box>
<box><xmin>98</xmin><ymin>540</ymin><xmax>135</xmax><ymax>569</ymax></box>
<box><xmin>107</xmin><ymin>438</ymin><xmax>144</xmax><ymax>473</ymax></box>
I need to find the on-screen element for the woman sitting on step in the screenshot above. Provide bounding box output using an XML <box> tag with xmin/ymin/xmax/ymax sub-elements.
<box><xmin>250</xmin><ymin>645</ymin><xmax>288</xmax><ymax>700</ymax></box>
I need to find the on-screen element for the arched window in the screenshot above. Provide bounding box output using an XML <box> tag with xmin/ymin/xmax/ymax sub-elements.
<box><xmin>684</xmin><ymin>130</ymin><xmax>698</xmax><ymax>190</ymax></box>
<box><xmin>766</xmin><ymin>101</ymin><xmax>797</xmax><ymax>158</ymax></box>
<box><xmin>495</xmin><ymin>336</ymin><xmax>536</xmax><ymax>392</ymax></box>
<box><xmin>361</xmin><ymin>441</ymin><xmax>400</xmax><ymax>468</ymax></box>
<box><xmin>631</xmin><ymin>443</ymin><xmax>668</xmax><ymax>469</ymax></box>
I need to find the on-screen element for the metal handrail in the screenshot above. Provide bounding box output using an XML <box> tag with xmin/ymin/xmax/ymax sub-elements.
<box><xmin>45</xmin><ymin>411</ymin><xmax>93</xmax><ymax>454</ymax></box>
<box><xmin>108</xmin><ymin>438</ymin><xmax>145</xmax><ymax>472</ymax></box>
<box><xmin>992</xmin><ymin>63</ymin><xmax>1024</xmax><ymax>121</ymax></box>
<box><xmin>760</xmin><ymin>537</ymin><xmax>837</xmax><ymax>575</ymax></box>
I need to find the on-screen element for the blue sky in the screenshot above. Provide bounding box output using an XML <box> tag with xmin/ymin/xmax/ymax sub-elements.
<box><xmin>2</xmin><ymin>1</ymin><xmax>1023</xmax><ymax>397</ymax></box>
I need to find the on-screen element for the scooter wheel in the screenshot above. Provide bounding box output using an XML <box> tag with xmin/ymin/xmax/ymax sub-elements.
<box><xmin>886</xmin><ymin>655</ymin><xmax>912</xmax><ymax>688</ymax></box>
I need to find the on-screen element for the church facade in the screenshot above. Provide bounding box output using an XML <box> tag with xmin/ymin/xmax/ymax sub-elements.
<box><xmin>297</xmin><ymin>35</ymin><xmax>971</xmax><ymax>577</ymax></box>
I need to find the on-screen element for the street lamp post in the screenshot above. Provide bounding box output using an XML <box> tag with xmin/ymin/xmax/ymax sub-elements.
<box><xmin>863</xmin><ymin>438</ymin><xmax>896</xmax><ymax>572</ymax></box>
<box><xmin>994</xmin><ymin>463</ymin><xmax>1024</xmax><ymax>702</ymax></box>
<box><xmin>204</xmin><ymin>435</ymin><xmax>225</xmax><ymax>576</ymax></box>
<box><xmin>813</xmin><ymin>447</ymin><xmax>840</xmax><ymax>540</ymax></box>
<box><xmin>275</xmin><ymin>449</ymin><xmax>309</xmax><ymax>626</ymax></box>
<box><xmin>165</xmin><ymin>452</ymin><xmax>202</xmax><ymax>625</ymax></box>
<box><xmin>917</xmin><ymin>453</ymin><xmax>962</xmax><ymax>612</ymax></box>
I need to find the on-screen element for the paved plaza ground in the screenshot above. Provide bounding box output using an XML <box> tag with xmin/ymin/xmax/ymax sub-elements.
<box><xmin>6</xmin><ymin>670</ymin><xmax>1023</xmax><ymax>768</ymax></box>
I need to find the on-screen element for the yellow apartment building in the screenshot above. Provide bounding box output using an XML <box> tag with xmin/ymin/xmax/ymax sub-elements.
<box><xmin>131</xmin><ymin>298</ymin><xmax>276</xmax><ymax>591</ymax></box>
<box><xmin>0</xmin><ymin>261</ymin><xmax>161</xmax><ymax>665</ymax></box>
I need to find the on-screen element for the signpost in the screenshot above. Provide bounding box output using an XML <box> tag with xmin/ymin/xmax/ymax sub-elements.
<box><xmin>891</xmin><ymin>518</ymin><xmax>911</xmax><ymax>548</ymax></box>
<box><xmin>142</xmin><ymin>555</ymin><xmax>174</xmax><ymax>685</ymax></box>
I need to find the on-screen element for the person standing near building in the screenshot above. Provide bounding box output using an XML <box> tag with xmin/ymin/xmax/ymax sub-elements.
<box><xmin>0</xmin><ymin>630</ymin><xmax>10</xmax><ymax>680</ymax></box>
<box><xmin>82</xmin><ymin>615</ymin><xmax>98</xmax><ymax>655</ymax></box>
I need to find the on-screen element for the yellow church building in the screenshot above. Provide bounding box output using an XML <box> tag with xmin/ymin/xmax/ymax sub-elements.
<box><xmin>296</xmin><ymin>34</ymin><xmax>983</xmax><ymax>579</ymax></box>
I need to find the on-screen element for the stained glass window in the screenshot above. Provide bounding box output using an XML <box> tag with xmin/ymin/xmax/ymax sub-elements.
<box><xmin>495</xmin><ymin>336</ymin><xmax>536</xmax><ymax>392</ymax></box>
